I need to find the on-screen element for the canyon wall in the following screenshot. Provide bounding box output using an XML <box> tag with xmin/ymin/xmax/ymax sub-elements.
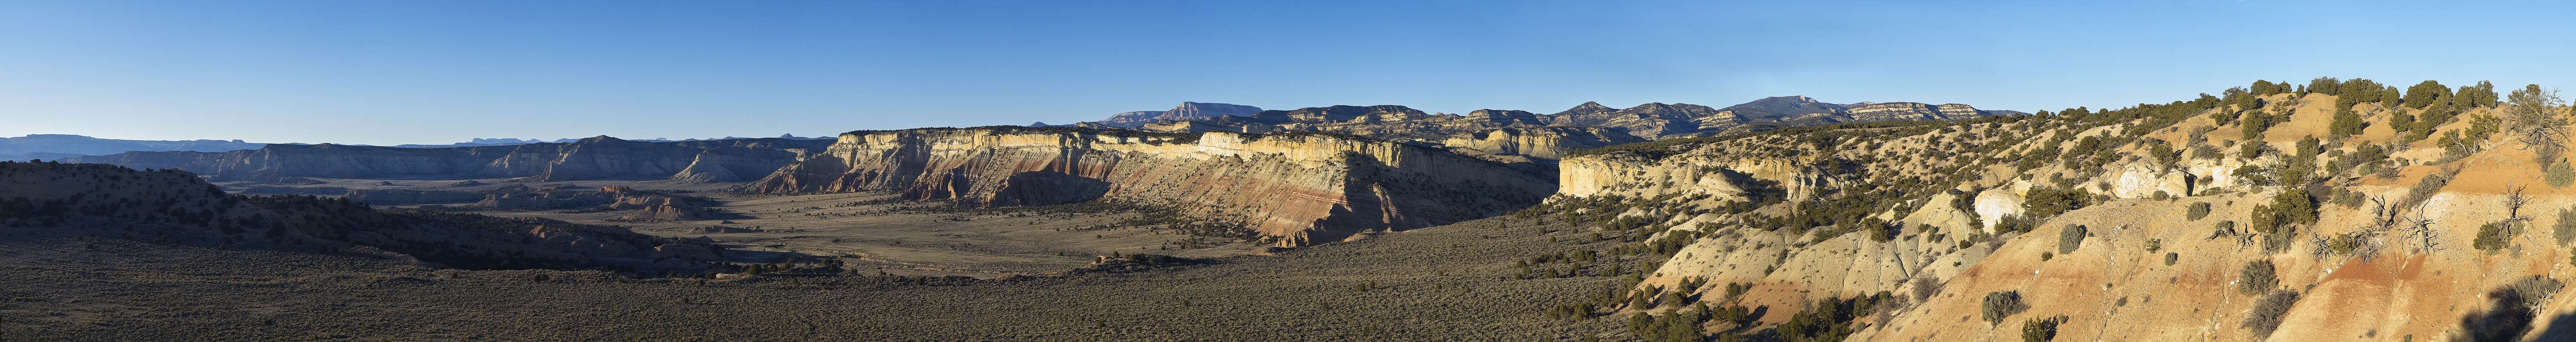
<box><xmin>746</xmin><ymin>128</ymin><xmax>1556</xmax><ymax>246</ymax></box>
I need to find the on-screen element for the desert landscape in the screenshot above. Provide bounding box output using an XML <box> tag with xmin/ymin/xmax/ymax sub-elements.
<box><xmin>13</xmin><ymin>1</ymin><xmax>2576</xmax><ymax>341</ymax></box>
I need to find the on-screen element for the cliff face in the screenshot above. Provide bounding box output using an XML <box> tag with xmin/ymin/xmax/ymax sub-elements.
<box><xmin>66</xmin><ymin>137</ymin><xmax>828</xmax><ymax>183</ymax></box>
<box><xmin>1441</xmin><ymin>127</ymin><xmax>1646</xmax><ymax>160</ymax></box>
<box><xmin>747</xmin><ymin>128</ymin><xmax>1555</xmax><ymax>246</ymax></box>
<box><xmin>1842</xmin><ymin>102</ymin><xmax>1987</xmax><ymax>122</ymax></box>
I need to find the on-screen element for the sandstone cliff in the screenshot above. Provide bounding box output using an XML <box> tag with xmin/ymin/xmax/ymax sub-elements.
<box><xmin>1441</xmin><ymin>127</ymin><xmax>1645</xmax><ymax>160</ymax></box>
<box><xmin>746</xmin><ymin>127</ymin><xmax>1555</xmax><ymax>246</ymax></box>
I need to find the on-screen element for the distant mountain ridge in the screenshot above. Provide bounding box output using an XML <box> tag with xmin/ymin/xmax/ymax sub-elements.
<box><xmin>388</xmin><ymin>134</ymin><xmax>830</xmax><ymax>148</ymax></box>
<box><xmin>0</xmin><ymin>134</ymin><xmax>833</xmax><ymax>160</ymax></box>
<box><xmin>0</xmin><ymin>134</ymin><xmax>269</xmax><ymax>161</ymax></box>
<box><xmin>65</xmin><ymin>136</ymin><xmax>836</xmax><ymax>183</ymax></box>
<box><xmin>1075</xmin><ymin>102</ymin><xmax>1266</xmax><ymax>128</ymax></box>
<box><xmin>1063</xmin><ymin>96</ymin><xmax>2019</xmax><ymax>159</ymax></box>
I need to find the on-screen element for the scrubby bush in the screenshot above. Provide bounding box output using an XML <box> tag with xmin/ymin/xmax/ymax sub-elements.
<box><xmin>2475</xmin><ymin>222</ymin><xmax>2512</xmax><ymax>252</ymax></box>
<box><xmin>2022</xmin><ymin>315</ymin><xmax>2066</xmax><ymax>342</ymax></box>
<box><xmin>2022</xmin><ymin>187</ymin><xmax>2090</xmax><ymax>218</ymax></box>
<box><xmin>2242</xmin><ymin>290</ymin><xmax>2300</xmax><ymax>340</ymax></box>
<box><xmin>2165</xmin><ymin>252</ymin><xmax>2179</xmax><ymax>266</ymax></box>
<box><xmin>2511</xmin><ymin>276</ymin><xmax>2564</xmax><ymax>305</ymax></box>
<box><xmin>2186</xmin><ymin>202</ymin><xmax>2212</xmax><ymax>220</ymax></box>
<box><xmin>1993</xmin><ymin>215</ymin><xmax>2036</xmax><ymax>235</ymax></box>
<box><xmin>2239</xmin><ymin>259</ymin><xmax>2278</xmax><ymax>295</ymax></box>
<box><xmin>1982</xmin><ymin>291</ymin><xmax>2028</xmax><ymax>325</ymax></box>
<box><xmin>2249</xmin><ymin>191</ymin><xmax>2317</xmax><ymax>235</ymax></box>
<box><xmin>2057</xmin><ymin>225</ymin><xmax>2086</xmax><ymax>254</ymax></box>
<box><xmin>2555</xmin><ymin>208</ymin><xmax>2576</xmax><ymax>246</ymax></box>
<box><xmin>1911</xmin><ymin>276</ymin><xmax>1944</xmax><ymax>301</ymax></box>
<box><xmin>2549</xmin><ymin>161</ymin><xmax>2576</xmax><ymax>188</ymax></box>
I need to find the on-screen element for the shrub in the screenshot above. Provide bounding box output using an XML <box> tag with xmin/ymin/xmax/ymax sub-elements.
<box><xmin>2475</xmin><ymin>222</ymin><xmax>2511</xmax><ymax>252</ymax></box>
<box><xmin>2242</xmin><ymin>290</ymin><xmax>2300</xmax><ymax>340</ymax></box>
<box><xmin>2551</xmin><ymin>161</ymin><xmax>2576</xmax><ymax>188</ymax></box>
<box><xmin>2239</xmin><ymin>260</ymin><xmax>2278</xmax><ymax>295</ymax></box>
<box><xmin>1911</xmin><ymin>276</ymin><xmax>1944</xmax><ymax>301</ymax></box>
<box><xmin>2251</xmin><ymin>191</ymin><xmax>2317</xmax><ymax>235</ymax></box>
<box><xmin>2555</xmin><ymin>208</ymin><xmax>2576</xmax><ymax>246</ymax></box>
<box><xmin>2164</xmin><ymin>252</ymin><xmax>2179</xmax><ymax>266</ymax></box>
<box><xmin>2040</xmin><ymin>252</ymin><xmax>2054</xmax><ymax>261</ymax></box>
<box><xmin>2511</xmin><ymin>276</ymin><xmax>2564</xmax><ymax>304</ymax></box>
<box><xmin>2057</xmin><ymin>225</ymin><xmax>2087</xmax><ymax>254</ymax></box>
<box><xmin>1982</xmin><ymin>291</ymin><xmax>2028</xmax><ymax>325</ymax></box>
<box><xmin>2022</xmin><ymin>315</ymin><xmax>2067</xmax><ymax>342</ymax></box>
<box><xmin>1993</xmin><ymin>215</ymin><xmax>2036</xmax><ymax>235</ymax></box>
<box><xmin>2145</xmin><ymin>238</ymin><xmax>2163</xmax><ymax>252</ymax></box>
<box><xmin>2186</xmin><ymin>202</ymin><xmax>2212</xmax><ymax>220</ymax></box>
<box><xmin>2022</xmin><ymin>187</ymin><xmax>2090</xmax><ymax>218</ymax></box>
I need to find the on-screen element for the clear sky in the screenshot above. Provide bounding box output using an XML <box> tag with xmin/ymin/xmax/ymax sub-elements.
<box><xmin>5</xmin><ymin>0</ymin><xmax>2575</xmax><ymax>145</ymax></box>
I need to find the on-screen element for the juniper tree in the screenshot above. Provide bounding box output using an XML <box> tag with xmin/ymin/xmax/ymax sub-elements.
<box><xmin>2504</xmin><ymin>84</ymin><xmax>2568</xmax><ymax>162</ymax></box>
<box><xmin>2405</xmin><ymin>80</ymin><xmax>2452</xmax><ymax>108</ymax></box>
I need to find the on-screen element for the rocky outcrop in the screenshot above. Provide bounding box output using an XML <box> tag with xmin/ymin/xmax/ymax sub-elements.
<box><xmin>65</xmin><ymin>137</ymin><xmax>829</xmax><ymax>183</ymax></box>
<box><xmin>747</xmin><ymin>127</ymin><xmax>1555</xmax><ymax>246</ymax></box>
<box><xmin>600</xmin><ymin>186</ymin><xmax>714</xmax><ymax>221</ymax></box>
<box><xmin>1557</xmin><ymin>154</ymin><xmax>1825</xmax><ymax>204</ymax></box>
<box><xmin>1441</xmin><ymin>127</ymin><xmax>1646</xmax><ymax>160</ymax></box>
<box><xmin>1842</xmin><ymin>102</ymin><xmax>1987</xmax><ymax>122</ymax></box>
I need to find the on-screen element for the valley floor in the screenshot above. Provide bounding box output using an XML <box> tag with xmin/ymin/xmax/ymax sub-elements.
<box><xmin>0</xmin><ymin>216</ymin><xmax>1626</xmax><ymax>341</ymax></box>
<box><xmin>478</xmin><ymin>191</ymin><xmax>1270</xmax><ymax>277</ymax></box>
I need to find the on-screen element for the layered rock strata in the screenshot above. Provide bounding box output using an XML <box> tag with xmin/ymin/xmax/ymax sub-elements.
<box><xmin>747</xmin><ymin>127</ymin><xmax>1555</xmax><ymax>246</ymax></box>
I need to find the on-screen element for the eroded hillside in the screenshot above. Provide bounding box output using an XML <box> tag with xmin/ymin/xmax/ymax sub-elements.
<box><xmin>1523</xmin><ymin>79</ymin><xmax>2576</xmax><ymax>342</ymax></box>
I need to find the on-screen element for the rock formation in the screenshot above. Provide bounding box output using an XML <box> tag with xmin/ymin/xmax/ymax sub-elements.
<box><xmin>746</xmin><ymin>127</ymin><xmax>1555</xmax><ymax>246</ymax></box>
<box><xmin>1440</xmin><ymin>127</ymin><xmax>1646</xmax><ymax>160</ymax></box>
<box><xmin>600</xmin><ymin>186</ymin><xmax>715</xmax><ymax>221</ymax></box>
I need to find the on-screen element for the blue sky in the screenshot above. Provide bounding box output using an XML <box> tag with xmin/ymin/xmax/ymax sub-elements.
<box><xmin>4</xmin><ymin>0</ymin><xmax>2574</xmax><ymax>145</ymax></box>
